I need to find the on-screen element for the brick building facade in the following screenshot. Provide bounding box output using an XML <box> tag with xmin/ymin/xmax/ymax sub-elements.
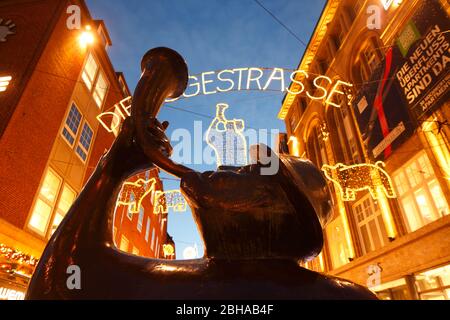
<box><xmin>0</xmin><ymin>0</ymin><xmax>172</xmax><ymax>300</ymax></box>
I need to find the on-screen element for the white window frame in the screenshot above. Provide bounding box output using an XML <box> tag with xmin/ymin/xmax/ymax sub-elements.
<box><xmin>137</xmin><ymin>206</ymin><xmax>144</xmax><ymax>232</ymax></box>
<box><xmin>81</xmin><ymin>52</ymin><xmax>109</xmax><ymax>109</ymax></box>
<box><xmin>61</xmin><ymin>103</ymin><xmax>94</xmax><ymax>164</ymax></box>
<box><xmin>61</xmin><ymin>103</ymin><xmax>82</xmax><ymax>147</ymax></box>
<box><xmin>393</xmin><ymin>151</ymin><xmax>449</xmax><ymax>232</ymax></box>
<box><xmin>27</xmin><ymin>168</ymin><xmax>77</xmax><ymax>239</ymax></box>
<box><xmin>353</xmin><ymin>194</ymin><xmax>388</xmax><ymax>255</ymax></box>
<box><xmin>75</xmin><ymin>121</ymin><xmax>94</xmax><ymax>163</ymax></box>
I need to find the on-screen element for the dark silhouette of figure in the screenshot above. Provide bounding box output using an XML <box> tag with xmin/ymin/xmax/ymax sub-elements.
<box><xmin>26</xmin><ymin>48</ymin><xmax>376</xmax><ymax>300</ymax></box>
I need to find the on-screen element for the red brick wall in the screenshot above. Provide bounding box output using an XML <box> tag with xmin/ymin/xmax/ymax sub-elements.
<box><xmin>0</xmin><ymin>0</ymin><xmax>85</xmax><ymax>228</ymax></box>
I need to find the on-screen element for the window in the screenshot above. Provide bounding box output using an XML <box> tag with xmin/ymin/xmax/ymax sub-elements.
<box><xmin>150</xmin><ymin>228</ymin><xmax>155</xmax><ymax>251</ymax></box>
<box><xmin>127</xmin><ymin>193</ymin><xmax>134</xmax><ymax>220</ymax></box>
<box><xmin>93</xmin><ymin>72</ymin><xmax>109</xmax><ymax>108</ymax></box>
<box><xmin>62</xmin><ymin>104</ymin><xmax>82</xmax><ymax>146</ymax></box>
<box><xmin>119</xmin><ymin>235</ymin><xmax>129</xmax><ymax>252</ymax></box>
<box><xmin>358</xmin><ymin>37</ymin><xmax>383</xmax><ymax>82</ymax></box>
<box><xmin>81</xmin><ymin>52</ymin><xmax>109</xmax><ymax>108</ymax></box>
<box><xmin>137</xmin><ymin>206</ymin><xmax>144</xmax><ymax>232</ymax></box>
<box><xmin>288</xmin><ymin>109</ymin><xmax>299</xmax><ymax>134</ymax></box>
<box><xmin>75</xmin><ymin>122</ymin><xmax>93</xmax><ymax>162</ymax></box>
<box><xmin>28</xmin><ymin>169</ymin><xmax>77</xmax><ymax>238</ymax></box>
<box><xmin>132</xmin><ymin>246</ymin><xmax>139</xmax><ymax>256</ymax></box>
<box><xmin>81</xmin><ymin>53</ymin><xmax>98</xmax><ymax>90</ymax></box>
<box><xmin>49</xmin><ymin>184</ymin><xmax>76</xmax><ymax>236</ymax></box>
<box><xmin>393</xmin><ymin>151</ymin><xmax>449</xmax><ymax>232</ymax></box>
<box><xmin>415</xmin><ymin>264</ymin><xmax>450</xmax><ymax>300</ymax></box>
<box><xmin>353</xmin><ymin>195</ymin><xmax>388</xmax><ymax>255</ymax></box>
<box><xmin>154</xmin><ymin>237</ymin><xmax>159</xmax><ymax>256</ymax></box>
<box><xmin>145</xmin><ymin>218</ymin><xmax>151</xmax><ymax>241</ymax></box>
<box><xmin>61</xmin><ymin>103</ymin><xmax>94</xmax><ymax>163</ymax></box>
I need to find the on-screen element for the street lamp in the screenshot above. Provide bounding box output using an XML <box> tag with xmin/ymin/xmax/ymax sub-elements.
<box><xmin>79</xmin><ymin>25</ymin><xmax>95</xmax><ymax>48</ymax></box>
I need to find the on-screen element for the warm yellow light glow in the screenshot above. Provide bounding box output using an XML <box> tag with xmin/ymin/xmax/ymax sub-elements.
<box><xmin>423</xmin><ymin>119</ymin><xmax>450</xmax><ymax>183</ymax></box>
<box><xmin>153</xmin><ymin>190</ymin><xmax>187</xmax><ymax>214</ymax></box>
<box><xmin>163</xmin><ymin>244</ymin><xmax>175</xmax><ymax>257</ymax></box>
<box><xmin>288</xmin><ymin>136</ymin><xmax>300</xmax><ymax>156</ymax></box>
<box><xmin>0</xmin><ymin>75</ymin><xmax>12</xmax><ymax>92</ymax></box>
<box><xmin>321</xmin><ymin>162</ymin><xmax>396</xmax><ymax>201</ymax></box>
<box><xmin>117</xmin><ymin>178</ymin><xmax>156</xmax><ymax>213</ymax></box>
<box><xmin>376</xmin><ymin>188</ymin><xmax>397</xmax><ymax>238</ymax></box>
<box><xmin>206</xmin><ymin>103</ymin><xmax>248</xmax><ymax>167</ymax></box>
<box><xmin>79</xmin><ymin>27</ymin><xmax>95</xmax><ymax>48</ymax></box>
<box><xmin>338</xmin><ymin>199</ymin><xmax>355</xmax><ymax>259</ymax></box>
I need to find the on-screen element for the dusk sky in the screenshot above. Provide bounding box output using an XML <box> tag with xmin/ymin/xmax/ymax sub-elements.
<box><xmin>86</xmin><ymin>0</ymin><xmax>327</xmax><ymax>258</ymax></box>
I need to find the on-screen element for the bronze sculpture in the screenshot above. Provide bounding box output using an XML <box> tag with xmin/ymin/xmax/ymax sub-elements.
<box><xmin>25</xmin><ymin>47</ymin><xmax>376</xmax><ymax>300</ymax></box>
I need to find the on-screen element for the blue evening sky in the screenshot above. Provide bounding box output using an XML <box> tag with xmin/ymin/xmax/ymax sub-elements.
<box><xmin>86</xmin><ymin>0</ymin><xmax>326</xmax><ymax>258</ymax></box>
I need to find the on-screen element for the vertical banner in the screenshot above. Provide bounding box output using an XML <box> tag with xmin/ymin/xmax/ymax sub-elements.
<box><xmin>395</xmin><ymin>0</ymin><xmax>450</xmax><ymax>121</ymax></box>
<box><xmin>352</xmin><ymin>0</ymin><xmax>450</xmax><ymax>161</ymax></box>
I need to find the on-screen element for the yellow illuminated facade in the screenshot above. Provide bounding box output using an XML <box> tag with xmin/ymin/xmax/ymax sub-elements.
<box><xmin>279</xmin><ymin>0</ymin><xmax>450</xmax><ymax>300</ymax></box>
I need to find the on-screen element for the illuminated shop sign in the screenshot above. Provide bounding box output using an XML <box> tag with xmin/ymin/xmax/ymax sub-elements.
<box><xmin>0</xmin><ymin>286</ymin><xmax>25</xmax><ymax>300</ymax></box>
<box><xmin>0</xmin><ymin>279</ymin><xmax>26</xmax><ymax>300</ymax></box>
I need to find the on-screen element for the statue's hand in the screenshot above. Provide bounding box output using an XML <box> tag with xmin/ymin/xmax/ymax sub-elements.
<box><xmin>104</xmin><ymin>116</ymin><xmax>172</xmax><ymax>178</ymax></box>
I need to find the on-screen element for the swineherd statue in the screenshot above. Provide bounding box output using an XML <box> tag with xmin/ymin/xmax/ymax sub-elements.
<box><xmin>26</xmin><ymin>47</ymin><xmax>376</xmax><ymax>300</ymax></box>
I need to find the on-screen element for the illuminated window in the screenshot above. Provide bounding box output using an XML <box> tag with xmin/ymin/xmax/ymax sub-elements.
<box><xmin>93</xmin><ymin>72</ymin><xmax>109</xmax><ymax>108</ymax></box>
<box><xmin>119</xmin><ymin>235</ymin><xmax>129</xmax><ymax>252</ymax></box>
<box><xmin>75</xmin><ymin>122</ymin><xmax>93</xmax><ymax>162</ymax></box>
<box><xmin>415</xmin><ymin>264</ymin><xmax>450</xmax><ymax>300</ymax></box>
<box><xmin>49</xmin><ymin>184</ymin><xmax>76</xmax><ymax>237</ymax></box>
<box><xmin>0</xmin><ymin>75</ymin><xmax>12</xmax><ymax>92</ymax></box>
<box><xmin>137</xmin><ymin>206</ymin><xmax>144</xmax><ymax>232</ymax></box>
<box><xmin>145</xmin><ymin>218</ymin><xmax>150</xmax><ymax>242</ymax></box>
<box><xmin>150</xmin><ymin>228</ymin><xmax>155</xmax><ymax>251</ymax></box>
<box><xmin>62</xmin><ymin>104</ymin><xmax>82</xmax><ymax>146</ymax></box>
<box><xmin>127</xmin><ymin>193</ymin><xmax>134</xmax><ymax>220</ymax></box>
<box><xmin>393</xmin><ymin>151</ymin><xmax>449</xmax><ymax>232</ymax></box>
<box><xmin>132</xmin><ymin>246</ymin><xmax>139</xmax><ymax>256</ymax></box>
<box><xmin>353</xmin><ymin>195</ymin><xmax>388</xmax><ymax>255</ymax></box>
<box><xmin>81</xmin><ymin>52</ymin><xmax>109</xmax><ymax>108</ymax></box>
<box><xmin>81</xmin><ymin>53</ymin><xmax>98</xmax><ymax>90</ymax></box>
<box><xmin>28</xmin><ymin>169</ymin><xmax>76</xmax><ymax>238</ymax></box>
